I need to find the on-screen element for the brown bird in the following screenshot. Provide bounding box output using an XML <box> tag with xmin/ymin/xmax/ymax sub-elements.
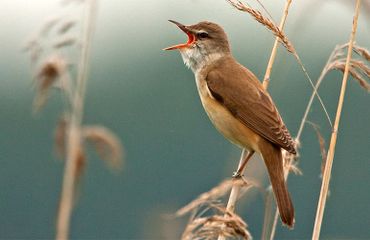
<box><xmin>164</xmin><ymin>20</ymin><xmax>296</xmax><ymax>227</ymax></box>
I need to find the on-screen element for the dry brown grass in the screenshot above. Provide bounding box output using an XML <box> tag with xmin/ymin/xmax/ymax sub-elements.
<box><xmin>58</xmin><ymin>20</ymin><xmax>76</xmax><ymax>35</ymax></box>
<box><xmin>24</xmin><ymin>0</ymin><xmax>124</xmax><ymax>238</ymax></box>
<box><xmin>221</xmin><ymin>1</ymin><xmax>299</xmax><ymax>239</ymax></box>
<box><xmin>82</xmin><ymin>125</ymin><xmax>124</xmax><ymax>170</ymax></box>
<box><xmin>269</xmin><ymin>32</ymin><xmax>370</xmax><ymax>240</ymax></box>
<box><xmin>53</xmin><ymin>37</ymin><xmax>76</xmax><ymax>49</ymax></box>
<box><xmin>176</xmin><ymin>177</ymin><xmax>255</xmax><ymax>239</ymax></box>
<box><xmin>182</xmin><ymin>204</ymin><xmax>252</xmax><ymax>240</ymax></box>
<box><xmin>55</xmin><ymin>120</ymin><xmax>124</xmax><ymax>171</ymax></box>
<box><xmin>33</xmin><ymin>55</ymin><xmax>67</xmax><ymax>112</ymax></box>
<box><xmin>312</xmin><ymin>1</ymin><xmax>362</xmax><ymax>238</ymax></box>
<box><xmin>176</xmin><ymin>178</ymin><xmax>253</xmax><ymax>217</ymax></box>
<box><xmin>307</xmin><ymin>122</ymin><xmax>327</xmax><ymax>176</ymax></box>
<box><xmin>227</xmin><ymin>0</ymin><xmax>294</xmax><ymax>53</ymax></box>
<box><xmin>327</xmin><ymin>59</ymin><xmax>370</xmax><ymax>91</ymax></box>
<box><xmin>54</xmin><ymin>114</ymin><xmax>69</xmax><ymax>158</ymax></box>
<box><xmin>223</xmin><ymin>1</ymin><xmax>369</xmax><ymax>239</ymax></box>
<box><xmin>297</xmin><ymin>43</ymin><xmax>370</xmax><ymax>142</ymax></box>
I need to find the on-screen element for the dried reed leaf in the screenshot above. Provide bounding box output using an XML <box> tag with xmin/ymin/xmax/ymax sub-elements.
<box><xmin>237</xmin><ymin>177</ymin><xmax>259</xmax><ymax>200</ymax></box>
<box><xmin>40</xmin><ymin>16</ymin><xmax>60</xmax><ymax>37</ymax></box>
<box><xmin>349</xmin><ymin>67</ymin><xmax>370</xmax><ymax>91</ymax></box>
<box><xmin>307</xmin><ymin>121</ymin><xmax>327</xmax><ymax>176</ymax></box>
<box><xmin>54</xmin><ymin>116</ymin><xmax>86</xmax><ymax>181</ymax></box>
<box><xmin>288</xmin><ymin>160</ymin><xmax>302</xmax><ymax>176</ymax></box>
<box><xmin>53</xmin><ymin>37</ymin><xmax>76</xmax><ymax>49</ymax></box>
<box><xmin>354</xmin><ymin>45</ymin><xmax>370</xmax><ymax>61</ymax></box>
<box><xmin>227</xmin><ymin>0</ymin><xmax>295</xmax><ymax>53</ymax></box>
<box><xmin>253</xmin><ymin>0</ymin><xmax>274</xmax><ymax>21</ymax></box>
<box><xmin>75</xmin><ymin>146</ymin><xmax>86</xmax><ymax>181</ymax></box>
<box><xmin>182</xmin><ymin>204</ymin><xmax>251</xmax><ymax>240</ymax></box>
<box><xmin>176</xmin><ymin>178</ymin><xmax>251</xmax><ymax>217</ymax></box>
<box><xmin>328</xmin><ymin>60</ymin><xmax>370</xmax><ymax>91</ymax></box>
<box><xmin>326</xmin><ymin>44</ymin><xmax>370</xmax><ymax>91</ymax></box>
<box><xmin>54</xmin><ymin>114</ymin><xmax>69</xmax><ymax>158</ymax></box>
<box><xmin>82</xmin><ymin>125</ymin><xmax>124</xmax><ymax>170</ymax></box>
<box><xmin>176</xmin><ymin>180</ymin><xmax>232</xmax><ymax>217</ymax></box>
<box><xmin>283</xmin><ymin>151</ymin><xmax>302</xmax><ymax>176</ymax></box>
<box><xmin>33</xmin><ymin>55</ymin><xmax>67</xmax><ymax>112</ymax></box>
<box><xmin>58</xmin><ymin>20</ymin><xmax>76</xmax><ymax>35</ymax></box>
<box><xmin>312</xmin><ymin>2</ymin><xmax>361</xmax><ymax>237</ymax></box>
<box><xmin>23</xmin><ymin>39</ymin><xmax>43</xmax><ymax>64</ymax></box>
<box><xmin>71</xmin><ymin>146</ymin><xmax>87</xmax><ymax>206</ymax></box>
<box><xmin>351</xmin><ymin>60</ymin><xmax>370</xmax><ymax>77</ymax></box>
<box><xmin>350</xmin><ymin>70</ymin><xmax>370</xmax><ymax>91</ymax></box>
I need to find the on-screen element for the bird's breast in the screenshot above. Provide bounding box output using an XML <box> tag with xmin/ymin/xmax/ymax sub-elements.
<box><xmin>195</xmin><ymin>75</ymin><xmax>261</xmax><ymax>152</ymax></box>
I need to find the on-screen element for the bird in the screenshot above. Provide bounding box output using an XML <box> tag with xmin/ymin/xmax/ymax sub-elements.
<box><xmin>164</xmin><ymin>20</ymin><xmax>296</xmax><ymax>228</ymax></box>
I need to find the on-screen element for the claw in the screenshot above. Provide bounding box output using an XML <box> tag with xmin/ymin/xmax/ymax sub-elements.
<box><xmin>232</xmin><ymin>171</ymin><xmax>243</xmax><ymax>178</ymax></box>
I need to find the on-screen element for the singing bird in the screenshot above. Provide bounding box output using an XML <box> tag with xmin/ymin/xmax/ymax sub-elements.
<box><xmin>164</xmin><ymin>20</ymin><xmax>296</xmax><ymax>227</ymax></box>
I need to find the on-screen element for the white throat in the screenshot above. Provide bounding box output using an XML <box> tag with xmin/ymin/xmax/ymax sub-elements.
<box><xmin>179</xmin><ymin>47</ymin><xmax>224</xmax><ymax>73</ymax></box>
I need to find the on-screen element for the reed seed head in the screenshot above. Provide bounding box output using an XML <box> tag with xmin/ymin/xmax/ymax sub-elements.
<box><xmin>33</xmin><ymin>55</ymin><xmax>67</xmax><ymax>112</ymax></box>
<box><xmin>82</xmin><ymin>125</ymin><xmax>124</xmax><ymax>170</ymax></box>
<box><xmin>182</xmin><ymin>204</ymin><xmax>251</xmax><ymax>240</ymax></box>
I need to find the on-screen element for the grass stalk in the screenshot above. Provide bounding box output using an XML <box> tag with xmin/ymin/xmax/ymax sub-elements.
<box><xmin>312</xmin><ymin>0</ymin><xmax>361</xmax><ymax>239</ymax></box>
<box><xmin>262</xmin><ymin>0</ymin><xmax>292</xmax><ymax>89</ymax></box>
<box><xmin>296</xmin><ymin>48</ymin><xmax>340</xmax><ymax>141</ymax></box>
<box><xmin>260</xmin><ymin>47</ymin><xmax>340</xmax><ymax>240</ymax></box>
<box><xmin>263</xmin><ymin>44</ymin><xmax>344</xmax><ymax>240</ymax></box>
<box><xmin>55</xmin><ymin>0</ymin><xmax>97</xmax><ymax>239</ymax></box>
<box><xmin>225</xmin><ymin>151</ymin><xmax>249</xmax><ymax>213</ymax></box>
<box><xmin>218</xmin><ymin>1</ymin><xmax>292</xmax><ymax>239</ymax></box>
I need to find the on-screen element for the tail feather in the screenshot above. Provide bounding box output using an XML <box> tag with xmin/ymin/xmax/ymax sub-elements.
<box><xmin>259</xmin><ymin>139</ymin><xmax>295</xmax><ymax>228</ymax></box>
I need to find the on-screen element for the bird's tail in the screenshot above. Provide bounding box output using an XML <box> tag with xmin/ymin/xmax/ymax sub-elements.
<box><xmin>259</xmin><ymin>139</ymin><xmax>295</xmax><ymax>228</ymax></box>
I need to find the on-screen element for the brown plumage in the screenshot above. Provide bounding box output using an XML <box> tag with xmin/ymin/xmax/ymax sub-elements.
<box><xmin>206</xmin><ymin>56</ymin><xmax>296</xmax><ymax>155</ymax></box>
<box><xmin>165</xmin><ymin>20</ymin><xmax>296</xmax><ymax>227</ymax></box>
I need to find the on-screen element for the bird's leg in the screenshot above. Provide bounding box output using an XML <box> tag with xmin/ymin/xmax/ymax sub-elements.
<box><xmin>232</xmin><ymin>150</ymin><xmax>255</xmax><ymax>178</ymax></box>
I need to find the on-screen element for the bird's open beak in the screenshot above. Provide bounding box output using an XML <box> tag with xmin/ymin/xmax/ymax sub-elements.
<box><xmin>163</xmin><ymin>20</ymin><xmax>196</xmax><ymax>50</ymax></box>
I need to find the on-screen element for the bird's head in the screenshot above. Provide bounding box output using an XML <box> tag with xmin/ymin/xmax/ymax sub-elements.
<box><xmin>164</xmin><ymin>20</ymin><xmax>230</xmax><ymax>72</ymax></box>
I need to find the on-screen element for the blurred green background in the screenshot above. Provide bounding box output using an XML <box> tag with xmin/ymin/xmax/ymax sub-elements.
<box><xmin>1</xmin><ymin>0</ymin><xmax>369</xmax><ymax>239</ymax></box>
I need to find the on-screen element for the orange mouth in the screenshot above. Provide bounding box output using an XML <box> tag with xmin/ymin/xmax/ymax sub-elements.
<box><xmin>163</xmin><ymin>20</ymin><xmax>196</xmax><ymax>50</ymax></box>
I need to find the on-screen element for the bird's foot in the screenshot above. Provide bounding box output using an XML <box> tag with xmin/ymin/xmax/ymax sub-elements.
<box><xmin>232</xmin><ymin>171</ymin><xmax>243</xmax><ymax>179</ymax></box>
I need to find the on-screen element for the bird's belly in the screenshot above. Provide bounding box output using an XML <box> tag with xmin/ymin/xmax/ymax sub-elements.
<box><xmin>196</xmin><ymin>78</ymin><xmax>261</xmax><ymax>152</ymax></box>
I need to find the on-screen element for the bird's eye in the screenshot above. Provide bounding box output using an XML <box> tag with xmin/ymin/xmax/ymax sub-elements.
<box><xmin>197</xmin><ymin>32</ymin><xmax>209</xmax><ymax>39</ymax></box>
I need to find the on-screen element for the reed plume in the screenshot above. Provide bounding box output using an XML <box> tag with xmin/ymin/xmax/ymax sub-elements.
<box><xmin>220</xmin><ymin>1</ymin><xmax>297</xmax><ymax>239</ymax></box>
<box><xmin>177</xmin><ymin>178</ymin><xmax>254</xmax><ymax>240</ymax></box>
<box><xmin>226</xmin><ymin>0</ymin><xmax>294</xmax><ymax>53</ymax></box>
<box><xmin>182</xmin><ymin>204</ymin><xmax>252</xmax><ymax>240</ymax></box>
<box><xmin>222</xmin><ymin>1</ymin><xmax>369</xmax><ymax>239</ymax></box>
<box><xmin>24</xmin><ymin>1</ymin><xmax>124</xmax><ymax>239</ymax></box>
<box><xmin>312</xmin><ymin>1</ymin><xmax>362</xmax><ymax>238</ymax></box>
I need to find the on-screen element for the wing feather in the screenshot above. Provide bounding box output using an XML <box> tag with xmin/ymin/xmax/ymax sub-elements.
<box><xmin>206</xmin><ymin>65</ymin><xmax>296</xmax><ymax>154</ymax></box>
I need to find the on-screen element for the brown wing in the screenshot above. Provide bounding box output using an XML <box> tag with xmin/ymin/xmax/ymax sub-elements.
<box><xmin>206</xmin><ymin>63</ymin><xmax>296</xmax><ymax>154</ymax></box>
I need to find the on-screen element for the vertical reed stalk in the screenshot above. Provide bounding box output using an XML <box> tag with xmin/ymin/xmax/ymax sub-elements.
<box><xmin>263</xmin><ymin>0</ymin><xmax>292</xmax><ymax>90</ymax></box>
<box><xmin>312</xmin><ymin>0</ymin><xmax>361</xmax><ymax>239</ymax></box>
<box><xmin>55</xmin><ymin>1</ymin><xmax>97</xmax><ymax>239</ymax></box>
<box><xmin>218</xmin><ymin>1</ymin><xmax>292</xmax><ymax>239</ymax></box>
<box><xmin>295</xmin><ymin>48</ymin><xmax>338</xmax><ymax>141</ymax></box>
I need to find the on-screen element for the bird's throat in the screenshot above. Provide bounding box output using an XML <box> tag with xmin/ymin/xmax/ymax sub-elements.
<box><xmin>180</xmin><ymin>48</ymin><xmax>224</xmax><ymax>73</ymax></box>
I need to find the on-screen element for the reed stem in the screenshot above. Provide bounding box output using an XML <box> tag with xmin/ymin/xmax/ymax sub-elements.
<box><xmin>262</xmin><ymin>0</ymin><xmax>292</xmax><ymax>90</ymax></box>
<box><xmin>218</xmin><ymin>1</ymin><xmax>292</xmax><ymax>239</ymax></box>
<box><xmin>312</xmin><ymin>0</ymin><xmax>361</xmax><ymax>239</ymax></box>
<box><xmin>55</xmin><ymin>1</ymin><xmax>97</xmax><ymax>239</ymax></box>
<box><xmin>296</xmin><ymin>48</ymin><xmax>338</xmax><ymax>141</ymax></box>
